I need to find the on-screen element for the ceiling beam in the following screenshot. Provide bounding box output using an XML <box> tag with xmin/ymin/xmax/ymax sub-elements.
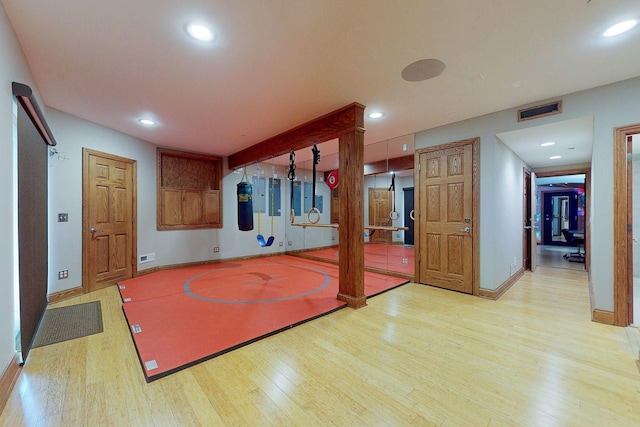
<box><xmin>227</xmin><ymin>102</ymin><xmax>365</xmax><ymax>170</ymax></box>
<box><xmin>323</xmin><ymin>154</ymin><xmax>415</xmax><ymax>181</ymax></box>
<box><xmin>363</xmin><ymin>154</ymin><xmax>414</xmax><ymax>175</ymax></box>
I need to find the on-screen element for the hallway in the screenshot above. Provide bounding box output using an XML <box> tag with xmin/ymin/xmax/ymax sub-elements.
<box><xmin>536</xmin><ymin>244</ymin><xmax>585</xmax><ymax>271</ymax></box>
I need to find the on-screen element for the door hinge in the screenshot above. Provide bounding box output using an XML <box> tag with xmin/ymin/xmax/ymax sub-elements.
<box><xmin>628</xmin><ymin>224</ymin><xmax>633</xmax><ymax>233</ymax></box>
<box><xmin>627</xmin><ymin>153</ymin><xmax>633</xmax><ymax>162</ymax></box>
<box><xmin>418</xmin><ymin>163</ymin><xmax>421</xmax><ymax>171</ymax></box>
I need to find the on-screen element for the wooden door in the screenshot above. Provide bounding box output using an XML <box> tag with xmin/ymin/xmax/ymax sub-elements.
<box><xmin>368</xmin><ymin>187</ymin><xmax>391</xmax><ymax>244</ymax></box>
<box><xmin>530</xmin><ymin>172</ymin><xmax>538</xmax><ymax>271</ymax></box>
<box><xmin>417</xmin><ymin>141</ymin><xmax>475</xmax><ymax>294</ymax></box>
<box><xmin>83</xmin><ymin>149</ymin><xmax>136</xmax><ymax>293</ymax></box>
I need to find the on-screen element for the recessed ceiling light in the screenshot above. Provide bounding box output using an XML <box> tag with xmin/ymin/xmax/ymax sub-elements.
<box><xmin>368</xmin><ymin>112</ymin><xmax>384</xmax><ymax>119</ymax></box>
<box><xmin>540</xmin><ymin>141</ymin><xmax>555</xmax><ymax>147</ymax></box>
<box><xmin>186</xmin><ymin>23</ymin><xmax>214</xmax><ymax>42</ymax></box>
<box><xmin>549</xmin><ymin>155</ymin><xmax>562</xmax><ymax>160</ymax></box>
<box><xmin>138</xmin><ymin>118</ymin><xmax>156</xmax><ymax>126</ymax></box>
<box><xmin>603</xmin><ymin>20</ymin><xmax>637</xmax><ymax>37</ymax></box>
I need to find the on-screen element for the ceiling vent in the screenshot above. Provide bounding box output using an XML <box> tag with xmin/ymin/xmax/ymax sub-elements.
<box><xmin>517</xmin><ymin>100</ymin><xmax>562</xmax><ymax>122</ymax></box>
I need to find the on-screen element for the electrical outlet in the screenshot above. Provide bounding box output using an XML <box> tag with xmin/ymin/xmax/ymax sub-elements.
<box><xmin>58</xmin><ymin>213</ymin><xmax>68</xmax><ymax>222</ymax></box>
<box><xmin>288</xmin><ymin>241</ymin><xmax>293</xmax><ymax>246</ymax></box>
<box><xmin>279</xmin><ymin>242</ymin><xmax>283</xmax><ymax>247</ymax></box>
<box><xmin>58</xmin><ymin>270</ymin><xmax>68</xmax><ymax>279</ymax></box>
<box><xmin>213</xmin><ymin>247</ymin><xmax>220</xmax><ymax>253</ymax></box>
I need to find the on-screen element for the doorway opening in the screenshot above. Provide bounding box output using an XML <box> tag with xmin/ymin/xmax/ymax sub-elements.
<box><xmin>524</xmin><ymin>169</ymin><xmax>590</xmax><ymax>272</ymax></box>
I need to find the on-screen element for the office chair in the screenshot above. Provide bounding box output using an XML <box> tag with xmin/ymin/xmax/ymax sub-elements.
<box><xmin>561</xmin><ymin>229</ymin><xmax>585</xmax><ymax>262</ymax></box>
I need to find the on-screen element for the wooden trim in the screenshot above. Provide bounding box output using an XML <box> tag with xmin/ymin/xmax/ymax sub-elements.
<box><xmin>522</xmin><ymin>169</ymin><xmax>531</xmax><ymax>271</ymax></box>
<box><xmin>324</xmin><ymin>154</ymin><xmax>415</xmax><ymax>180</ymax></box>
<box><xmin>228</xmin><ymin>103</ymin><xmax>365</xmax><ymax>170</ymax></box>
<box><xmin>471</xmin><ymin>138</ymin><xmax>480</xmax><ymax>296</ymax></box>
<box><xmin>477</xmin><ymin>268</ymin><xmax>524</xmax><ymax>300</ymax></box>
<box><xmin>613</xmin><ymin>124</ymin><xmax>640</xmax><ymax>326</ymax></box>
<box><xmin>592</xmin><ymin>309</ymin><xmax>615</xmax><ymax>325</ymax></box>
<box><xmin>48</xmin><ymin>286</ymin><xmax>84</xmax><ymax>304</ymax></box>
<box><xmin>363</xmin><ymin>154</ymin><xmax>414</xmax><ymax>175</ymax></box>
<box><xmin>0</xmin><ymin>355</ymin><xmax>21</xmax><ymax>415</ymax></box>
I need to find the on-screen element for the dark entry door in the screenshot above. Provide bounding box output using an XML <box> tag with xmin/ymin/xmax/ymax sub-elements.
<box><xmin>403</xmin><ymin>187</ymin><xmax>414</xmax><ymax>245</ymax></box>
<box><xmin>17</xmin><ymin>97</ymin><xmax>49</xmax><ymax>362</ymax></box>
<box><xmin>543</xmin><ymin>191</ymin><xmax>579</xmax><ymax>245</ymax></box>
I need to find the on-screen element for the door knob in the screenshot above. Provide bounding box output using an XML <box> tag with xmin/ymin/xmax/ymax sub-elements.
<box><xmin>460</xmin><ymin>227</ymin><xmax>470</xmax><ymax>232</ymax></box>
<box><xmin>90</xmin><ymin>227</ymin><xmax>103</xmax><ymax>234</ymax></box>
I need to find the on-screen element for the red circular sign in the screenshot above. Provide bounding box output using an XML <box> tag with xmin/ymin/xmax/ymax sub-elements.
<box><xmin>327</xmin><ymin>169</ymin><xmax>339</xmax><ymax>189</ymax></box>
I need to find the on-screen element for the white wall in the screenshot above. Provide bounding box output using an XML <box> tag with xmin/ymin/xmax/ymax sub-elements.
<box><xmin>416</xmin><ymin>75</ymin><xmax>640</xmax><ymax>312</ymax></box>
<box><xmin>0</xmin><ymin>4</ymin><xmax>44</xmax><ymax>371</ymax></box>
<box><xmin>48</xmin><ymin>108</ymin><xmax>304</xmax><ymax>294</ymax></box>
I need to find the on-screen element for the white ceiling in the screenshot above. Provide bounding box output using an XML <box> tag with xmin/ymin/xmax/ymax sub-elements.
<box><xmin>3</xmin><ymin>0</ymin><xmax>640</xmax><ymax>169</ymax></box>
<box><xmin>496</xmin><ymin>116</ymin><xmax>594</xmax><ymax>169</ymax></box>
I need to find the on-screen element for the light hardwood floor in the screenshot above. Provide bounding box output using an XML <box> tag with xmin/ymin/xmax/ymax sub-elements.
<box><xmin>536</xmin><ymin>245</ymin><xmax>586</xmax><ymax>271</ymax></box>
<box><xmin>1</xmin><ymin>266</ymin><xmax>639</xmax><ymax>426</ymax></box>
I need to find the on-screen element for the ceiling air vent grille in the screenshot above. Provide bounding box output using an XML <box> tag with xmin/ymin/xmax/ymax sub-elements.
<box><xmin>517</xmin><ymin>100</ymin><xmax>562</xmax><ymax>122</ymax></box>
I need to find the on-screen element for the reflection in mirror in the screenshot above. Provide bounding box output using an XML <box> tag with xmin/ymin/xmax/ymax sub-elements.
<box><xmin>363</xmin><ymin>135</ymin><xmax>415</xmax><ymax>279</ymax></box>
<box><xmin>283</xmin><ymin>134</ymin><xmax>415</xmax><ymax>281</ymax></box>
<box><xmin>284</xmin><ymin>140</ymin><xmax>338</xmax><ymax>254</ymax></box>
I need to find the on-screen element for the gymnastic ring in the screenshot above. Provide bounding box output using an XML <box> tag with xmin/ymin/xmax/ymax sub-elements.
<box><xmin>307</xmin><ymin>207</ymin><xmax>321</xmax><ymax>224</ymax></box>
<box><xmin>389</xmin><ymin>211</ymin><xmax>400</xmax><ymax>221</ymax></box>
<box><xmin>409</xmin><ymin>209</ymin><xmax>415</xmax><ymax>221</ymax></box>
<box><xmin>290</xmin><ymin>209</ymin><xmax>295</xmax><ymax>224</ymax></box>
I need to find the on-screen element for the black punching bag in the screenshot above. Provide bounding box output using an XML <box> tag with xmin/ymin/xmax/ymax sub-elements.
<box><xmin>237</xmin><ymin>181</ymin><xmax>254</xmax><ymax>231</ymax></box>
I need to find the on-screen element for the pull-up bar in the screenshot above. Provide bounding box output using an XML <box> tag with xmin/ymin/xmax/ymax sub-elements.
<box><xmin>291</xmin><ymin>223</ymin><xmax>408</xmax><ymax>231</ymax></box>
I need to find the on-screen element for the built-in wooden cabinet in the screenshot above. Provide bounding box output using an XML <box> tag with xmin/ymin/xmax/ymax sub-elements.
<box><xmin>157</xmin><ymin>148</ymin><xmax>222</xmax><ymax>230</ymax></box>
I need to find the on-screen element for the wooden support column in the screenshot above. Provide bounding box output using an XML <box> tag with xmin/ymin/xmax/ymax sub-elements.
<box><xmin>337</xmin><ymin>128</ymin><xmax>366</xmax><ymax>308</ymax></box>
<box><xmin>227</xmin><ymin>102</ymin><xmax>366</xmax><ymax>308</ymax></box>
